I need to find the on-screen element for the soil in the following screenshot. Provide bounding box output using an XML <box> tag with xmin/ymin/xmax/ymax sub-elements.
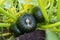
<box><xmin>15</xmin><ymin>30</ymin><xmax>45</xmax><ymax>40</ymax></box>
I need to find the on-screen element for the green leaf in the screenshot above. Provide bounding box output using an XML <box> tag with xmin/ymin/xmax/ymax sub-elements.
<box><xmin>46</xmin><ymin>30</ymin><xmax>59</xmax><ymax>40</ymax></box>
<box><xmin>57</xmin><ymin>33</ymin><xmax>60</xmax><ymax>39</ymax></box>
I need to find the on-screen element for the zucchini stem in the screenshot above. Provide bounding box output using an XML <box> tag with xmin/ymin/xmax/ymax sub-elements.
<box><xmin>0</xmin><ymin>33</ymin><xmax>10</xmax><ymax>36</ymax></box>
<box><xmin>57</xmin><ymin>0</ymin><xmax>60</xmax><ymax>21</ymax></box>
<box><xmin>0</xmin><ymin>7</ymin><xmax>16</xmax><ymax>21</ymax></box>
<box><xmin>51</xmin><ymin>29</ymin><xmax>60</xmax><ymax>33</ymax></box>
<box><xmin>0</xmin><ymin>23</ymin><xmax>10</xmax><ymax>27</ymax></box>
<box><xmin>41</xmin><ymin>22</ymin><xmax>60</xmax><ymax>29</ymax></box>
<box><xmin>49</xmin><ymin>0</ymin><xmax>54</xmax><ymax>20</ymax></box>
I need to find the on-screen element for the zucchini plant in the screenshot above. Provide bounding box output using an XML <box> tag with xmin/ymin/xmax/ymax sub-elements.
<box><xmin>0</xmin><ymin>0</ymin><xmax>60</xmax><ymax>40</ymax></box>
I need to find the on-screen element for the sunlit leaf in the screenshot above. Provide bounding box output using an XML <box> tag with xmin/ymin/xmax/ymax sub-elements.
<box><xmin>46</xmin><ymin>30</ymin><xmax>59</xmax><ymax>40</ymax></box>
